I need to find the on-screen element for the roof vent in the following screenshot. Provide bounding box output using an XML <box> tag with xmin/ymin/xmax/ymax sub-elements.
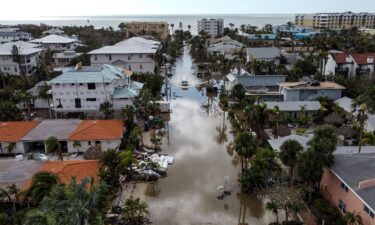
<box><xmin>75</xmin><ymin>62</ymin><xmax>82</xmax><ymax>70</ymax></box>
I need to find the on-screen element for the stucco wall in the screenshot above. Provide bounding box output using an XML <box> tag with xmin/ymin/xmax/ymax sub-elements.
<box><xmin>67</xmin><ymin>139</ymin><xmax>121</xmax><ymax>153</ymax></box>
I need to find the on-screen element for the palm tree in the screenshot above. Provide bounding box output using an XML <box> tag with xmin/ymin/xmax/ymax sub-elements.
<box><xmin>73</xmin><ymin>140</ymin><xmax>81</xmax><ymax>153</ymax></box>
<box><xmin>233</xmin><ymin>47</ymin><xmax>247</xmax><ymax>75</ymax></box>
<box><xmin>234</xmin><ymin>131</ymin><xmax>257</xmax><ymax>172</ymax></box>
<box><xmin>99</xmin><ymin>101</ymin><xmax>114</xmax><ymax>119</ymax></box>
<box><xmin>23</xmin><ymin>172</ymin><xmax>60</xmax><ymax>206</ymax></box>
<box><xmin>266</xmin><ymin>201</ymin><xmax>280</xmax><ymax>224</ymax></box>
<box><xmin>122</xmin><ymin>197</ymin><xmax>149</xmax><ymax>224</ymax></box>
<box><xmin>170</xmin><ymin>23</ymin><xmax>175</xmax><ymax>34</ymax></box>
<box><xmin>187</xmin><ymin>25</ymin><xmax>191</xmax><ymax>32</ymax></box>
<box><xmin>45</xmin><ymin>136</ymin><xmax>63</xmax><ymax>161</ymax></box>
<box><xmin>273</xmin><ymin>106</ymin><xmax>281</xmax><ymax>137</ymax></box>
<box><xmin>357</xmin><ymin>103</ymin><xmax>368</xmax><ymax>154</ymax></box>
<box><xmin>280</xmin><ymin>140</ymin><xmax>303</xmax><ymax>185</ymax></box>
<box><xmin>229</xmin><ymin>23</ymin><xmax>235</xmax><ymax>30</ymax></box>
<box><xmin>345</xmin><ymin>211</ymin><xmax>363</xmax><ymax>225</ymax></box>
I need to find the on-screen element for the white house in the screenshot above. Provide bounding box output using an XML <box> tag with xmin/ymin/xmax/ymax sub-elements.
<box><xmin>30</xmin><ymin>34</ymin><xmax>77</xmax><ymax>52</ymax></box>
<box><xmin>25</xmin><ymin>81</ymin><xmax>52</xmax><ymax>109</ymax></box>
<box><xmin>0</xmin><ymin>28</ymin><xmax>32</xmax><ymax>44</ymax></box>
<box><xmin>279</xmin><ymin>81</ymin><xmax>345</xmax><ymax>101</ymax></box>
<box><xmin>48</xmin><ymin>64</ymin><xmax>143</xmax><ymax>113</ymax></box>
<box><xmin>68</xmin><ymin>120</ymin><xmax>124</xmax><ymax>153</ymax></box>
<box><xmin>88</xmin><ymin>37</ymin><xmax>161</xmax><ymax>73</ymax></box>
<box><xmin>207</xmin><ymin>36</ymin><xmax>243</xmax><ymax>60</ymax></box>
<box><xmin>53</xmin><ymin>51</ymin><xmax>83</xmax><ymax>67</ymax></box>
<box><xmin>197</xmin><ymin>18</ymin><xmax>224</xmax><ymax>37</ymax></box>
<box><xmin>351</xmin><ymin>53</ymin><xmax>375</xmax><ymax>77</ymax></box>
<box><xmin>247</xmin><ymin>47</ymin><xmax>281</xmax><ymax>64</ymax></box>
<box><xmin>325</xmin><ymin>52</ymin><xmax>354</xmax><ymax>77</ymax></box>
<box><xmin>42</xmin><ymin>28</ymin><xmax>65</xmax><ymax>36</ymax></box>
<box><xmin>0</xmin><ymin>41</ymin><xmax>43</xmax><ymax>76</ymax></box>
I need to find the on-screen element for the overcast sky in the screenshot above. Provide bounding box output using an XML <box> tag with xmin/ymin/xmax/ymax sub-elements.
<box><xmin>1</xmin><ymin>0</ymin><xmax>374</xmax><ymax>20</ymax></box>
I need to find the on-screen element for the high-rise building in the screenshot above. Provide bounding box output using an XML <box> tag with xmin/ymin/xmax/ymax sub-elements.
<box><xmin>295</xmin><ymin>12</ymin><xmax>375</xmax><ymax>30</ymax></box>
<box><xmin>197</xmin><ymin>18</ymin><xmax>224</xmax><ymax>37</ymax></box>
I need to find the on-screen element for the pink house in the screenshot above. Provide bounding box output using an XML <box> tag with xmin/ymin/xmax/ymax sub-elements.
<box><xmin>321</xmin><ymin>146</ymin><xmax>375</xmax><ymax>225</ymax></box>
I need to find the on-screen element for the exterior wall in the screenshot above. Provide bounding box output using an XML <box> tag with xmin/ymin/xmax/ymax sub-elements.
<box><xmin>0</xmin><ymin>142</ymin><xmax>25</xmax><ymax>154</ymax></box>
<box><xmin>197</xmin><ymin>19</ymin><xmax>224</xmax><ymax>37</ymax></box>
<box><xmin>0</xmin><ymin>52</ymin><xmax>40</xmax><ymax>76</ymax></box>
<box><xmin>352</xmin><ymin>61</ymin><xmax>375</xmax><ymax>77</ymax></box>
<box><xmin>90</xmin><ymin>53</ymin><xmax>155</xmax><ymax>73</ymax></box>
<box><xmin>282</xmin><ymin>88</ymin><xmax>342</xmax><ymax>101</ymax></box>
<box><xmin>113</xmin><ymin>99</ymin><xmax>133</xmax><ymax>109</ymax></box>
<box><xmin>321</xmin><ymin>169</ymin><xmax>375</xmax><ymax>225</ymax></box>
<box><xmin>295</xmin><ymin>13</ymin><xmax>375</xmax><ymax>29</ymax></box>
<box><xmin>40</xmin><ymin>42</ymin><xmax>76</xmax><ymax>52</ymax></box>
<box><xmin>0</xmin><ymin>33</ymin><xmax>32</xmax><ymax>44</ymax></box>
<box><xmin>67</xmin><ymin>139</ymin><xmax>121</xmax><ymax>153</ymax></box>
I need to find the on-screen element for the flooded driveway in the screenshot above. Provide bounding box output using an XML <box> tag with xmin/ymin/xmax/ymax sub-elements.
<box><xmin>144</xmin><ymin>48</ymin><xmax>272</xmax><ymax>225</ymax></box>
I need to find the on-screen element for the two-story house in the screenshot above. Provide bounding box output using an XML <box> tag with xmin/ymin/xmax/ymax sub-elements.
<box><xmin>48</xmin><ymin>64</ymin><xmax>143</xmax><ymax>113</ymax></box>
<box><xmin>325</xmin><ymin>52</ymin><xmax>354</xmax><ymax>77</ymax></box>
<box><xmin>30</xmin><ymin>34</ymin><xmax>77</xmax><ymax>52</ymax></box>
<box><xmin>0</xmin><ymin>41</ymin><xmax>43</xmax><ymax>76</ymax></box>
<box><xmin>246</xmin><ymin>47</ymin><xmax>281</xmax><ymax>67</ymax></box>
<box><xmin>0</xmin><ymin>28</ymin><xmax>32</xmax><ymax>44</ymax></box>
<box><xmin>351</xmin><ymin>53</ymin><xmax>375</xmax><ymax>77</ymax></box>
<box><xmin>279</xmin><ymin>81</ymin><xmax>345</xmax><ymax>101</ymax></box>
<box><xmin>88</xmin><ymin>37</ymin><xmax>161</xmax><ymax>73</ymax></box>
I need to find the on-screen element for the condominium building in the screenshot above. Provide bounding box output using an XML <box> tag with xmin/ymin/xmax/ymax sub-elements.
<box><xmin>197</xmin><ymin>18</ymin><xmax>224</xmax><ymax>37</ymax></box>
<box><xmin>125</xmin><ymin>22</ymin><xmax>169</xmax><ymax>40</ymax></box>
<box><xmin>295</xmin><ymin>12</ymin><xmax>375</xmax><ymax>29</ymax></box>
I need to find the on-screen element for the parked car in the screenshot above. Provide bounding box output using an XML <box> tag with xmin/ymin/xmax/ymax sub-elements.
<box><xmin>34</xmin><ymin>153</ymin><xmax>49</xmax><ymax>161</ymax></box>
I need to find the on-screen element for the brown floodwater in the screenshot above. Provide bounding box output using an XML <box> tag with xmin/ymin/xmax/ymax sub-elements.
<box><xmin>143</xmin><ymin>48</ymin><xmax>272</xmax><ymax>225</ymax></box>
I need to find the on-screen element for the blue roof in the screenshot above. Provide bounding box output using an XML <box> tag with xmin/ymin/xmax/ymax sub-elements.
<box><xmin>48</xmin><ymin>64</ymin><xmax>125</xmax><ymax>84</ymax></box>
<box><xmin>113</xmin><ymin>87</ymin><xmax>139</xmax><ymax>99</ymax></box>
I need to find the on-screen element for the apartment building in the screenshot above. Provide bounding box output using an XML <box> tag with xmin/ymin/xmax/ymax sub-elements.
<box><xmin>0</xmin><ymin>41</ymin><xmax>43</xmax><ymax>76</ymax></box>
<box><xmin>197</xmin><ymin>18</ymin><xmax>224</xmax><ymax>37</ymax></box>
<box><xmin>0</xmin><ymin>28</ymin><xmax>32</xmax><ymax>44</ymax></box>
<box><xmin>48</xmin><ymin>64</ymin><xmax>143</xmax><ymax>113</ymax></box>
<box><xmin>88</xmin><ymin>37</ymin><xmax>161</xmax><ymax>73</ymax></box>
<box><xmin>295</xmin><ymin>12</ymin><xmax>375</xmax><ymax>30</ymax></box>
<box><xmin>125</xmin><ymin>22</ymin><xmax>169</xmax><ymax>40</ymax></box>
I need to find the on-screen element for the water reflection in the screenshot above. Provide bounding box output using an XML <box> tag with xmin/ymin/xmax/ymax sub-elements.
<box><xmin>144</xmin><ymin>48</ymin><xmax>270</xmax><ymax>225</ymax></box>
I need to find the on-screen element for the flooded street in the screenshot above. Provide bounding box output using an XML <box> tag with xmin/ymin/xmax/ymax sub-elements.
<box><xmin>144</xmin><ymin>48</ymin><xmax>272</xmax><ymax>225</ymax></box>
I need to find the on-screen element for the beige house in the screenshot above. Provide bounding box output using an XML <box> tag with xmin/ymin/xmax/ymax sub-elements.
<box><xmin>125</xmin><ymin>22</ymin><xmax>169</xmax><ymax>40</ymax></box>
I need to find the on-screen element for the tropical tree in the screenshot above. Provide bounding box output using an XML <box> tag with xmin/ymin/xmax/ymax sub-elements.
<box><xmin>11</xmin><ymin>45</ymin><xmax>24</xmax><ymax>76</ymax></box>
<box><xmin>233</xmin><ymin>47</ymin><xmax>247</xmax><ymax>75</ymax></box>
<box><xmin>118</xmin><ymin>147</ymin><xmax>137</xmax><ymax>179</ymax></box>
<box><xmin>45</xmin><ymin>136</ymin><xmax>63</xmax><ymax>161</ymax></box>
<box><xmin>265</xmin><ymin>201</ymin><xmax>281</xmax><ymax>224</ymax></box>
<box><xmin>344</xmin><ymin>211</ymin><xmax>363</xmax><ymax>225</ymax></box>
<box><xmin>234</xmin><ymin>132</ymin><xmax>257</xmax><ymax>172</ymax></box>
<box><xmin>273</xmin><ymin>106</ymin><xmax>281</xmax><ymax>137</ymax></box>
<box><xmin>170</xmin><ymin>23</ymin><xmax>174</xmax><ymax>34</ymax></box>
<box><xmin>357</xmin><ymin>103</ymin><xmax>368</xmax><ymax>154</ymax></box>
<box><xmin>122</xmin><ymin>197</ymin><xmax>149</xmax><ymax>224</ymax></box>
<box><xmin>187</xmin><ymin>25</ymin><xmax>191</xmax><ymax>31</ymax></box>
<box><xmin>23</xmin><ymin>172</ymin><xmax>60</xmax><ymax>206</ymax></box>
<box><xmin>279</xmin><ymin>140</ymin><xmax>303</xmax><ymax>185</ymax></box>
<box><xmin>231</xmin><ymin>84</ymin><xmax>246</xmax><ymax>103</ymax></box>
<box><xmin>73</xmin><ymin>140</ymin><xmax>81</xmax><ymax>153</ymax></box>
<box><xmin>99</xmin><ymin>101</ymin><xmax>114</xmax><ymax>119</ymax></box>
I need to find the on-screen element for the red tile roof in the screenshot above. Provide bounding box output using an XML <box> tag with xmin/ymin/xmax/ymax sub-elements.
<box><xmin>351</xmin><ymin>53</ymin><xmax>375</xmax><ymax>65</ymax></box>
<box><xmin>0</xmin><ymin>121</ymin><xmax>40</xmax><ymax>142</ymax></box>
<box><xmin>331</xmin><ymin>53</ymin><xmax>350</xmax><ymax>64</ymax></box>
<box><xmin>69</xmin><ymin>120</ymin><xmax>124</xmax><ymax>141</ymax></box>
<box><xmin>38</xmin><ymin>160</ymin><xmax>100</xmax><ymax>185</ymax></box>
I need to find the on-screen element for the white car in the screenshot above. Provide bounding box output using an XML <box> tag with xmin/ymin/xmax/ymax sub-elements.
<box><xmin>34</xmin><ymin>153</ymin><xmax>49</xmax><ymax>161</ymax></box>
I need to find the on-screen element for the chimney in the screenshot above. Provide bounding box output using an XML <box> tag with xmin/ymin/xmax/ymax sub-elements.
<box><xmin>75</xmin><ymin>62</ymin><xmax>82</xmax><ymax>70</ymax></box>
<box><xmin>367</xmin><ymin>56</ymin><xmax>374</xmax><ymax>64</ymax></box>
<box><xmin>358</xmin><ymin>178</ymin><xmax>375</xmax><ymax>190</ymax></box>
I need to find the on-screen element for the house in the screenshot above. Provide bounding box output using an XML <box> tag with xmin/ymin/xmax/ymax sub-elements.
<box><xmin>48</xmin><ymin>64</ymin><xmax>143</xmax><ymax>113</ymax></box>
<box><xmin>21</xmin><ymin>119</ymin><xmax>82</xmax><ymax>153</ymax></box>
<box><xmin>325</xmin><ymin>52</ymin><xmax>354</xmax><ymax>77</ymax></box>
<box><xmin>197</xmin><ymin>18</ymin><xmax>224</xmax><ymax>37</ymax></box>
<box><xmin>19</xmin><ymin>81</ymin><xmax>52</xmax><ymax>110</ymax></box>
<box><xmin>243</xmin><ymin>33</ymin><xmax>277</xmax><ymax>40</ymax></box>
<box><xmin>321</xmin><ymin>148</ymin><xmax>375</xmax><ymax>225</ymax></box>
<box><xmin>88</xmin><ymin>37</ymin><xmax>161</xmax><ymax>73</ymax></box>
<box><xmin>0</xmin><ymin>41</ymin><xmax>43</xmax><ymax>76</ymax></box>
<box><xmin>37</xmin><ymin>160</ymin><xmax>100</xmax><ymax>185</ymax></box>
<box><xmin>0</xmin><ymin>121</ymin><xmax>40</xmax><ymax>154</ymax></box>
<box><xmin>268</xmin><ymin>134</ymin><xmax>313</xmax><ymax>152</ymax></box>
<box><xmin>68</xmin><ymin>120</ymin><xmax>124</xmax><ymax>153</ymax></box>
<box><xmin>124</xmin><ymin>22</ymin><xmax>169</xmax><ymax>40</ymax></box>
<box><xmin>42</xmin><ymin>28</ymin><xmax>65</xmax><ymax>36</ymax></box>
<box><xmin>226</xmin><ymin>68</ymin><xmax>286</xmax><ymax>101</ymax></box>
<box><xmin>53</xmin><ymin>51</ymin><xmax>83</xmax><ymax>67</ymax></box>
<box><xmin>351</xmin><ymin>53</ymin><xmax>375</xmax><ymax>77</ymax></box>
<box><xmin>272</xmin><ymin>25</ymin><xmax>314</xmax><ymax>34</ymax></box>
<box><xmin>207</xmin><ymin>36</ymin><xmax>243</xmax><ymax>59</ymax></box>
<box><xmin>279</xmin><ymin>81</ymin><xmax>345</xmax><ymax>101</ymax></box>
<box><xmin>246</xmin><ymin>47</ymin><xmax>281</xmax><ymax>64</ymax></box>
<box><xmin>30</xmin><ymin>34</ymin><xmax>77</xmax><ymax>52</ymax></box>
<box><xmin>263</xmin><ymin>101</ymin><xmax>321</xmax><ymax>119</ymax></box>
<box><xmin>0</xmin><ymin>28</ymin><xmax>32</xmax><ymax>44</ymax></box>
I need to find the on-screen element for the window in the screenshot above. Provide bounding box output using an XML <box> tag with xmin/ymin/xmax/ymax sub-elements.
<box><xmin>105</xmin><ymin>83</ymin><xmax>110</xmax><ymax>86</ymax></box>
<box><xmin>74</xmin><ymin>98</ymin><xmax>81</xmax><ymax>108</ymax></box>
<box><xmin>128</xmin><ymin>56</ymin><xmax>131</xmax><ymax>60</ymax></box>
<box><xmin>139</xmin><ymin>54</ymin><xmax>142</xmax><ymax>58</ymax></box>
<box><xmin>87</xmin><ymin>83</ymin><xmax>96</xmax><ymax>90</ymax></box>
<box><xmin>95</xmin><ymin>141</ymin><xmax>100</xmax><ymax>145</ymax></box>
<box><xmin>94</xmin><ymin>55</ymin><xmax>97</xmax><ymax>61</ymax></box>
<box><xmin>86</xmin><ymin>98</ymin><xmax>96</xmax><ymax>101</ymax></box>
<box><xmin>71</xmin><ymin>83</ymin><xmax>75</xmax><ymax>86</ymax></box>
<box><xmin>140</xmin><ymin>64</ymin><xmax>143</xmax><ymax>70</ymax></box>
<box><xmin>88</xmin><ymin>141</ymin><xmax>91</xmax><ymax>145</ymax></box>
<box><xmin>79</xmin><ymin>83</ymin><xmax>83</xmax><ymax>86</ymax></box>
<box><xmin>14</xmin><ymin>66</ymin><xmax>17</xmax><ymax>72</ymax></box>
<box><xmin>341</xmin><ymin>182</ymin><xmax>349</xmax><ymax>192</ymax></box>
<box><xmin>364</xmin><ymin>205</ymin><xmax>375</xmax><ymax>219</ymax></box>
<box><xmin>128</xmin><ymin>65</ymin><xmax>132</xmax><ymax>70</ymax></box>
<box><xmin>339</xmin><ymin>199</ymin><xmax>347</xmax><ymax>213</ymax></box>
<box><xmin>108</xmin><ymin>54</ymin><xmax>112</xmax><ymax>61</ymax></box>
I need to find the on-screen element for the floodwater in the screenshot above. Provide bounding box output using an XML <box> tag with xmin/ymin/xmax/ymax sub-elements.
<box><xmin>144</xmin><ymin>48</ymin><xmax>272</xmax><ymax>225</ymax></box>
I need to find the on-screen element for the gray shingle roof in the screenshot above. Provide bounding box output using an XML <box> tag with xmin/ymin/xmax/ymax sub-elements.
<box><xmin>264</xmin><ymin>101</ymin><xmax>321</xmax><ymax>112</ymax></box>
<box><xmin>247</xmin><ymin>47</ymin><xmax>280</xmax><ymax>59</ymax></box>
<box><xmin>268</xmin><ymin>134</ymin><xmax>313</xmax><ymax>152</ymax></box>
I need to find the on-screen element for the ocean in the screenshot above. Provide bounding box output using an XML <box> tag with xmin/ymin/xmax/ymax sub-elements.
<box><xmin>0</xmin><ymin>14</ymin><xmax>294</xmax><ymax>34</ymax></box>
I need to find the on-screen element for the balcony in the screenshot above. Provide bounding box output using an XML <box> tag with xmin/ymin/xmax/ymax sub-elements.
<box><xmin>356</xmin><ymin>68</ymin><xmax>371</xmax><ymax>76</ymax></box>
<box><xmin>335</xmin><ymin>67</ymin><xmax>349</xmax><ymax>75</ymax></box>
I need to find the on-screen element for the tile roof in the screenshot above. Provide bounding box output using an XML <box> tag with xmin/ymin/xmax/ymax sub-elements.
<box><xmin>69</xmin><ymin>120</ymin><xmax>124</xmax><ymax>141</ymax></box>
<box><xmin>38</xmin><ymin>160</ymin><xmax>100</xmax><ymax>185</ymax></box>
<box><xmin>331</xmin><ymin>53</ymin><xmax>351</xmax><ymax>64</ymax></box>
<box><xmin>0</xmin><ymin>121</ymin><xmax>40</xmax><ymax>142</ymax></box>
<box><xmin>30</xmin><ymin>34</ymin><xmax>76</xmax><ymax>44</ymax></box>
<box><xmin>351</xmin><ymin>53</ymin><xmax>375</xmax><ymax>65</ymax></box>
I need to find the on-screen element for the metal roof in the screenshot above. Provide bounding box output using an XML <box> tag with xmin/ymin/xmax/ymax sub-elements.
<box><xmin>0</xmin><ymin>41</ymin><xmax>42</xmax><ymax>55</ymax></box>
<box><xmin>48</xmin><ymin>64</ymin><xmax>125</xmax><ymax>84</ymax></box>
<box><xmin>247</xmin><ymin>47</ymin><xmax>280</xmax><ymax>59</ymax></box>
<box><xmin>264</xmin><ymin>101</ymin><xmax>321</xmax><ymax>112</ymax></box>
<box><xmin>268</xmin><ymin>134</ymin><xmax>313</xmax><ymax>152</ymax></box>
<box><xmin>30</xmin><ymin>34</ymin><xmax>76</xmax><ymax>44</ymax></box>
